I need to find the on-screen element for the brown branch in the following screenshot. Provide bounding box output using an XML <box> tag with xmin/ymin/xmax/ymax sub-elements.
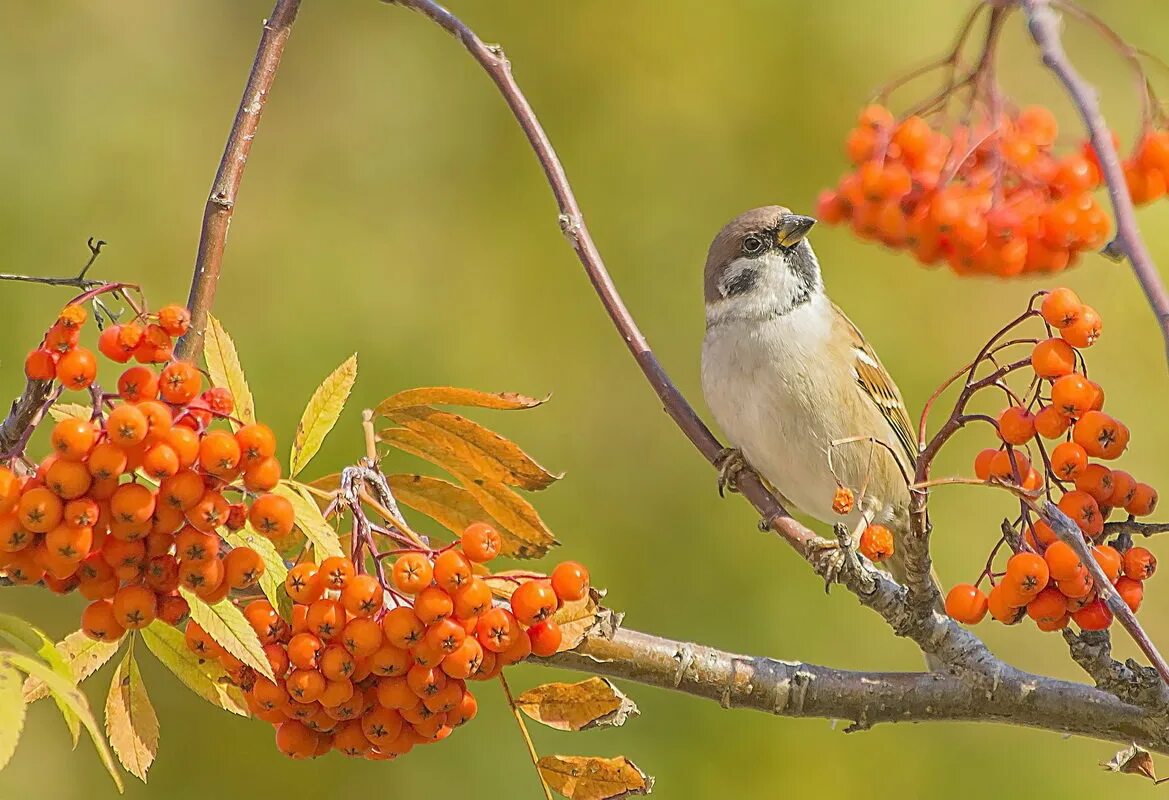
<box><xmin>1104</xmin><ymin>520</ymin><xmax>1169</xmax><ymax>539</ymax></box>
<box><xmin>542</xmin><ymin>627</ymin><xmax>1169</xmax><ymax>752</ymax></box>
<box><xmin>174</xmin><ymin>0</ymin><xmax>301</xmax><ymax>361</ymax></box>
<box><xmin>1020</xmin><ymin>0</ymin><xmax>1169</xmax><ymax>365</ymax></box>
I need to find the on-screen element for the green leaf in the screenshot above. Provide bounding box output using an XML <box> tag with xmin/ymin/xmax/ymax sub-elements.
<box><xmin>47</xmin><ymin>402</ymin><xmax>93</xmax><ymax>422</ymax></box>
<box><xmin>376</xmin><ymin>386</ymin><xmax>546</xmax><ymax>414</ymax></box>
<box><xmin>0</xmin><ymin>613</ymin><xmax>83</xmax><ymax>744</ymax></box>
<box><xmin>203</xmin><ymin>314</ymin><xmax>256</xmax><ymax>430</ymax></box>
<box><xmin>180</xmin><ymin>589</ymin><xmax>274</xmax><ymax>681</ymax></box>
<box><xmin>1</xmin><ymin>651</ymin><xmax>123</xmax><ymax>793</ymax></box>
<box><xmin>222</xmin><ymin>526</ymin><xmax>291</xmax><ymax>620</ymax></box>
<box><xmin>275</xmin><ymin>481</ymin><xmax>344</xmax><ymax>558</ymax></box>
<box><xmin>22</xmin><ymin>629</ymin><xmax>122</xmax><ymax>704</ymax></box>
<box><xmin>105</xmin><ymin>645</ymin><xmax>159</xmax><ymax>782</ymax></box>
<box><xmin>139</xmin><ymin>623</ymin><xmax>246</xmax><ymax>716</ymax></box>
<box><xmin>0</xmin><ymin>663</ymin><xmax>24</xmax><ymax>771</ymax></box>
<box><xmin>290</xmin><ymin>353</ymin><xmax>357</xmax><ymax>477</ymax></box>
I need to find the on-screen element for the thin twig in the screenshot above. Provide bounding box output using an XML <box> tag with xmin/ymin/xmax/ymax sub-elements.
<box><xmin>175</xmin><ymin>0</ymin><xmax>302</xmax><ymax>360</ymax></box>
<box><xmin>1104</xmin><ymin>520</ymin><xmax>1169</xmax><ymax>539</ymax></box>
<box><xmin>498</xmin><ymin>673</ymin><xmax>554</xmax><ymax>800</ymax></box>
<box><xmin>1021</xmin><ymin>0</ymin><xmax>1169</xmax><ymax>366</ymax></box>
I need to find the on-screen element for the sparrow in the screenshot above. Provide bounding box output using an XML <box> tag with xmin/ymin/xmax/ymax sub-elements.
<box><xmin>700</xmin><ymin>205</ymin><xmax>931</xmax><ymax>597</ymax></box>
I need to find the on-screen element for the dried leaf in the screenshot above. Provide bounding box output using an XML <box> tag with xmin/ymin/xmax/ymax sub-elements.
<box><xmin>105</xmin><ymin>647</ymin><xmax>159</xmax><ymax>782</ymax></box>
<box><xmin>290</xmin><ymin>353</ymin><xmax>357</xmax><ymax>477</ymax></box>
<box><xmin>1103</xmin><ymin>743</ymin><xmax>1166</xmax><ymax>783</ymax></box>
<box><xmin>222</xmin><ymin>526</ymin><xmax>291</xmax><ymax>620</ymax></box>
<box><xmin>483</xmin><ymin>569</ymin><xmax>546</xmax><ymax>601</ymax></box>
<box><xmin>139</xmin><ymin>622</ymin><xmax>246</xmax><ymax>716</ymax></box>
<box><xmin>516</xmin><ymin>678</ymin><xmax>639</xmax><ymax>731</ymax></box>
<box><xmin>552</xmin><ymin>588</ymin><xmax>621</xmax><ymax>651</ymax></box>
<box><xmin>377</xmin><ymin>386</ymin><xmax>546</xmax><ymax>413</ymax></box>
<box><xmin>383</xmin><ymin>406</ymin><xmax>560</xmax><ymax>490</ymax></box>
<box><xmin>203</xmin><ymin>314</ymin><xmax>256</xmax><ymax>430</ymax></box>
<box><xmin>0</xmin><ymin>663</ymin><xmax>24</xmax><ymax>771</ymax></box>
<box><xmin>0</xmin><ymin>612</ymin><xmax>84</xmax><ymax>743</ymax></box>
<box><xmin>180</xmin><ymin>589</ymin><xmax>275</xmax><ymax>682</ymax></box>
<box><xmin>47</xmin><ymin>402</ymin><xmax>92</xmax><ymax>422</ymax></box>
<box><xmin>307</xmin><ymin>472</ymin><xmax>341</xmax><ymax>495</ymax></box>
<box><xmin>1</xmin><ymin>651</ymin><xmax>123</xmax><ymax>792</ymax></box>
<box><xmin>23</xmin><ymin>629</ymin><xmax>122</xmax><ymax>703</ymax></box>
<box><xmin>388</xmin><ymin>473</ymin><xmax>502</xmax><ymax>534</ymax></box>
<box><xmin>538</xmin><ymin>755</ymin><xmax>653</xmax><ymax>800</ymax></box>
<box><xmin>274</xmin><ymin>482</ymin><xmax>345</xmax><ymax>559</ymax></box>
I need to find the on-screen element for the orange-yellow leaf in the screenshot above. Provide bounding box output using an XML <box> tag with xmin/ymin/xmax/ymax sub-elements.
<box><xmin>537</xmin><ymin>755</ymin><xmax>653</xmax><ymax>800</ymax></box>
<box><xmin>376</xmin><ymin>387</ymin><xmax>546</xmax><ymax>414</ymax></box>
<box><xmin>515</xmin><ymin>678</ymin><xmax>639</xmax><ymax>731</ymax></box>
<box><xmin>104</xmin><ymin>647</ymin><xmax>159</xmax><ymax>782</ymax></box>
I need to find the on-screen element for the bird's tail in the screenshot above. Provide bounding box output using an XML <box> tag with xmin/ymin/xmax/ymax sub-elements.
<box><xmin>884</xmin><ymin>548</ymin><xmax>947</xmax><ymax>672</ymax></box>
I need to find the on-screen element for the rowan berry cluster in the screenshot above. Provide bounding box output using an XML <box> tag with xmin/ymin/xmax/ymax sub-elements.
<box><xmin>0</xmin><ymin>303</ymin><xmax>293</xmax><ymax>642</ymax></box>
<box><xmin>943</xmin><ymin>288</ymin><xmax>1159</xmax><ymax>632</ymax></box>
<box><xmin>816</xmin><ymin>104</ymin><xmax>1121</xmax><ymax>277</ymax></box>
<box><xmin>184</xmin><ymin>522</ymin><xmax>590</xmax><ymax>760</ymax></box>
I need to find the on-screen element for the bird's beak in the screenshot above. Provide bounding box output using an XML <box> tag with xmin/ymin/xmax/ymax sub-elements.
<box><xmin>775</xmin><ymin>215</ymin><xmax>816</xmax><ymax>248</ymax></box>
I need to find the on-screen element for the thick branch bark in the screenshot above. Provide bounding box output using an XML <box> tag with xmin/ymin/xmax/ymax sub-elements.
<box><xmin>1020</xmin><ymin>0</ymin><xmax>1169</xmax><ymax>365</ymax></box>
<box><xmin>542</xmin><ymin>627</ymin><xmax>1169</xmax><ymax>752</ymax></box>
<box><xmin>175</xmin><ymin>0</ymin><xmax>301</xmax><ymax>360</ymax></box>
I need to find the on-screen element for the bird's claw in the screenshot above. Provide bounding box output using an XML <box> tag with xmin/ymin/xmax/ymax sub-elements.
<box><xmin>808</xmin><ymin>524</ymin><xmax>863</xmax><ymax>593</ymax></box>
<box><xmin>714</xmin><ymin>448</ymin><xmax>748</xmax><ymax>497</ymax></box>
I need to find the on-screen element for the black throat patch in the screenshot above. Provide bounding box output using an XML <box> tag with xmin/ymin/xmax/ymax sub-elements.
<box><xmin>721</xmin><ymin>266</ymin><xmax>758</xmax><ymax>298</ymax></box>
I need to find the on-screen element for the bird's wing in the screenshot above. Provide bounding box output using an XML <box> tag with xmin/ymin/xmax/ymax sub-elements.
<box><xmin>834</xmin><ymin>304</ymin><xmax>918</xmax><ymax>474</ymax></box>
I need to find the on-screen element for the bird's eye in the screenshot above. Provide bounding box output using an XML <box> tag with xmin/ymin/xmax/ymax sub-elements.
<box><xmin>742</xmin><ymin>235</ymin><xmax>764</xmax><ymax>256</ymax></box>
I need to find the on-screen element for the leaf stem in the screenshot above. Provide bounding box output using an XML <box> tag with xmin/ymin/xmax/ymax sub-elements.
<box><xmin>499</xmin><ymin>673</ymin><xmax>554</xmax><ymax>800</ymax></box>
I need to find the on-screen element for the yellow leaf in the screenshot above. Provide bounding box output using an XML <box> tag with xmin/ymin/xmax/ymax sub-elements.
<box><xmin>551</xmin><ymin>588</ymin><xmax>622</xmax><ymax>651</ymax></box>
<box><xmin>516</xmin><ymin>678</ymin><xmax>639</xmax><ymax>732</ymax></box>
<box><xmin>202</xmin><ymin>314</ymin><xmax>256</xmax><ymax>430</ymax></box>
<box><xmin>387</xmin><ymin>473</ymin><xmax>502</xmax><ymax>535</ymax></box>
<box><xmin>1</xmin><ymin>651</ymin><xmax>123</xmax><ymax>793</ymax></box>
<box><xmin>376</xmin><ymin>386</ymin><xmax>546</xmax><ymax>413</ymax></box>
<box><xmin>380</xmin><ymin>429</ymin><xmax>555</xmax><ymax>558</ymax></box>
<box><xmin>274</xmin><ymin>482</ymin><xmax>344</xmax><ymax>559</ymax></box>
<box><xmin>482</xmin><ymin>569</ymin><xmax>544</xmax><ymax>601</ymax></box>
<box><xmin>139</xmin><ymin>623</ymin><xmax>246</xmax><ymax>716</ymax></box>
<box><xmin>23</xmin><ymin>629</ymin><xmax>122</xmax><ymax>703</ymax></box>
<box><xmin>290</xmin><ymin>353</ymin><xmax>357</xmax><ymax>477</ymax></box>
<box><xmin>537</xmin><ymin>755</ymin><xmax>653</xmax><ymax>800</ymax></box>
<box><xmin>222</xmin><ymin>526</ymin><xmax>292</xmax><ymax>620</ymax></box>
<box><xmin>0</xmin><ymin>663</ymin><xmax>24</xmax><ymax>772</ymax></box>
<box><xmin>180</xmin><ymin>589</ymin><xmax>275</xmax><ymax>682</ymax></box>
<box><xmin>0</xmin><ymin>613</ymin><xmax>84</xmax><ymax>743</ymax></box>
<box><xmin>47</xmin><ymin>403</ymin><xmax>92</xmax><ymax>422</ymax></box>
<box><xmin>383</xmin><ymin>406</ymin><xmax>560</xmax><ymax>490</ymax></box>
<box><xmin>104</xmin><ymin>647</ymin><xmax>159</xmax><ymax>782</ymax></box>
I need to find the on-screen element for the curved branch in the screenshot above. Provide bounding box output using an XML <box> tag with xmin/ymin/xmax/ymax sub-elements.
<box><xmin>1020</xmin><ymin>0</ymin><xmax>1169</xmax><ymax>365</ymax></box>
<box><xmin>543</xmin><ymin>627</ymin><xmax>1169</xmax><ymax>753</ymax></box>
<box><xmin>174</xmin><ymin>0</ymin><xmax>301</xmax><ymax>361</ymax></box>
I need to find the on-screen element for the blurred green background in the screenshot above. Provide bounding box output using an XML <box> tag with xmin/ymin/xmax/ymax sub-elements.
<box><xmin>3</xmin><ymin>1</ymin><xmax>1169</xmax><ymax>797</ymax></box>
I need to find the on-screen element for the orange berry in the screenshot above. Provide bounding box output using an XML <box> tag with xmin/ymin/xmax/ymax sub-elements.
<box><xmin>106</xmin><ymin>405</ymin><xmax>149</xmax><ymax>448</ymax></box>
<box><xmin>1031</xmin><ymin>338</ymin><xmax>1077</xmax><ymax>379</ymax></box>
<box><xmin>1049</xmin><ymin>441</ymin><xmax>1087</xmax><ymax>480</ymax></box>
<box><xmin>1024</xmin><ymin>585</ymin><xmax>1067</xmax><ymax>625</ymax></box>
<box><xmin>382</xmin><ymin>607</ymin><xmax>426</xmax><ymax>650</ymax></box>
<box><xmin>110</xmin><ymin>482</ymin><xmax>156</xmax><ymax>526</ymax></box>
<box><xmin>510</xmin><ymin>580</ymin><xmax>558</xmax><ymax>626</ymax></box>
<box><xmin>1050</xmin><ymin>374</ymin><xmax>1093</xmax><ymax>420</ymax></box>
<box><xmin>1060</xmin><ymin>305</ymin><xmax>1102</xmax><ymax>348</ymax></box>
<box><xmin>367</xmin><ymin>645</ymin><xmax>410</xmax><ymax>679</ymax></box>
<box><xmin>50</xmin><ymin>418</ymin><xmax>97</xmax><ymax>461</ymax></box>
<box><xmin>997</xmin><ymin>407</ymin><xmax>1035</xmax><ymax>445</ymax></box>
<box><xmin>340</xmin><ymin>617</ymin><xmax>382</xmax><ymax>660</ymax></box>
<box><xmin>249</xmin><ymin>493</ymin><xmax>295</xmax><ymax>539</ymax></box>
<box><xmin>112</xmin><ymin>584</ymin><xmax>157</xmax><ymax>630</ymax></box>
<box><xmin>44</xmin><ymin>459</ymin><xmax>92</xmax><ymax>500</ymax></box>
<box><xmin>243</xmin><ymin>456</ymin><xmax>281</xmax><ymax>492</ymax></box>
<box><xmin>391</xmin><ymin>552</ymin><xmax>433</xmax><ymax>594</ymax></box>
<box><xmin>158</xmin><ymin>361</ymin><xmax>202</xmax><ymax>405</ymax></box>
<box><xmin>987</xmin><ymin>584</ymin><xmax>1025</xmax><ymax>624</ymax></box>
<box><xmin>988</xmin><ymin>449</ymin><xmax>1030</xmax><ymax>482</ymax></box>
<box><xmin>56</xmin><ymin>347</ymin><xmax>97</xmax><ymax>391</ymax></box>
<box><xmin>476</xmin><ymin>607</ymin><xmax>519</xmax><ymax>653</ymax></box>
<box><xmin>81</xmin><ymin>599</ymin><xmax>126</xmax><ymax>642</ymax></box>
<box><xmin>286</xmin><ymin>669</ymin><xmax>327</xmax><ymax>704</ymax></box>
<box><xmin>859</xmin><ymin>524</ymin><xmax>894</xmax><ymax>562</ymax></box>
<box><xmin>414</xmin><ymin>586</ymin><xmax>454</xmax><ymax>625</ymax></box>
<box><xmin>198</xmin><ymin>430</ymin><xmax>241</xmax><ymax>478</ymax></box>
<box><xmin>223</xmin><ymin>545</ymin><xmax>265</xmax><ymax>589</ymax></box>
<box><xmin>25</xmin><ymin>348</ymin><xmax>58</xmax><ymax>381</ymax></box>
<box><xmin>306</xmin><ymin>599</ymin><xmax>346</xmax><ymax>641</ymax></box>
<box><xmin>1059</xmin><ymin>490</ymin><xmax>1102</xmax><ymax>537</ymax></box>
<box><xmin>157</xmin><ymin>305</ymin><xmax>191</xmax><ymax>337</ymax></box>
<box><xmin>551</xmin><ymin>561</ymin><xmax>590</xmax><ymax>603</ymax></box>
<box><xmin>286</xmin><ymin>562</ymin><xmax>324</xmax><ymax>604</ymax></box>
<box><xmin>341</xmin><ymin>574</ymin><xmax>384</xmax><ymax>617</ymax></box>
<box><xmin>1044</xmin><ymin>540</ymin><xmax>1084</xmax><ymax>581</ymax></box>
<box><xmin>1108</xmin><ymin>470</ymin><xmax>1138</xmax><ymax>508</ymax></box>
<box><xmin>459</xmin><ymin>522</ymin><xmax>502</xmax><ymax>563</ymax></box>
<box><xmin>288</xmin><ymin>632</ymin><xmax>324</xmax><ymax>670</ymax></box>
<box><xmin>117</xmin><ymin>366</ymin><xmax>159</xmax><ymax>402</ymax></box>
<box><xmin>243</xmin><ymin>600</ymin><xmax>284</xmax><ymax>644</ymax></box>
<box><xmin>1091</xmin><ymin>544</ymin><xmax>1123</xmax><ymax>582</ymax></box>
<box><xmin>452</xmin><ymin>577</ymin><xmax>492</xmax><ymax>620</ymax></box>
<box><xmin>1005</xmin><ymin>552</ymin><xmax>1050</xmax><ymax>598</ymax></box>
<box><xmin>1123</xmin><ymin>546</ymin><xmax>1157</xmax><ymax>580</ymax></box>
<box><xmin>1072</xmin><ymin>599</ymin><xmax>1113</xmax><ymax>631</ymax></box>
<box><xmin>528</xmin><ymin>620</ymin><xmax>563</xmax><ymax>657</ymax></box>
<box><xmin>1116</xmin><ymin>576</ymin><xmax>1144</xmax><ymax>612</ymax></box>
<box><xmin>18</xmin><ymin>487</ymin><xmax>63</xmax><ymax>533</ymax></box>
<box><xmin>1041</xmin><ymin>288</ymin><xmax>1083</xmax><ymax>328</ymax></box>
<box><xmin>1074</xmin><ymin>463</ymin><xmax>1114</xmax><ymax>505</ymax></box>
<box><xmin>180</xmin><ymin>556</ymin><xmax>224</xmax><ymax>594</ymax></box>
<box><xmin>317</xmin><ymin>556</ymin><xmax>355</xmax><ymax>591</ymax></box>
<box><xmin>1126</xmin><ymin>483</ymin><xmax>1158</xmax><ymax>516</ymax></box>
<box><xmin>236</xmin><ymin>423</ymin><xmax>277</xmax><ymax>464</ymax></box>
<box><xmin>433</xmin><ymin>550</ymin><xmax>472</xmax><ymax>593</ymax></box>
<box><xmin>974</xmin><ymin>448</ymin><xmax>997</xmax><ymax>480</ymax></box>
